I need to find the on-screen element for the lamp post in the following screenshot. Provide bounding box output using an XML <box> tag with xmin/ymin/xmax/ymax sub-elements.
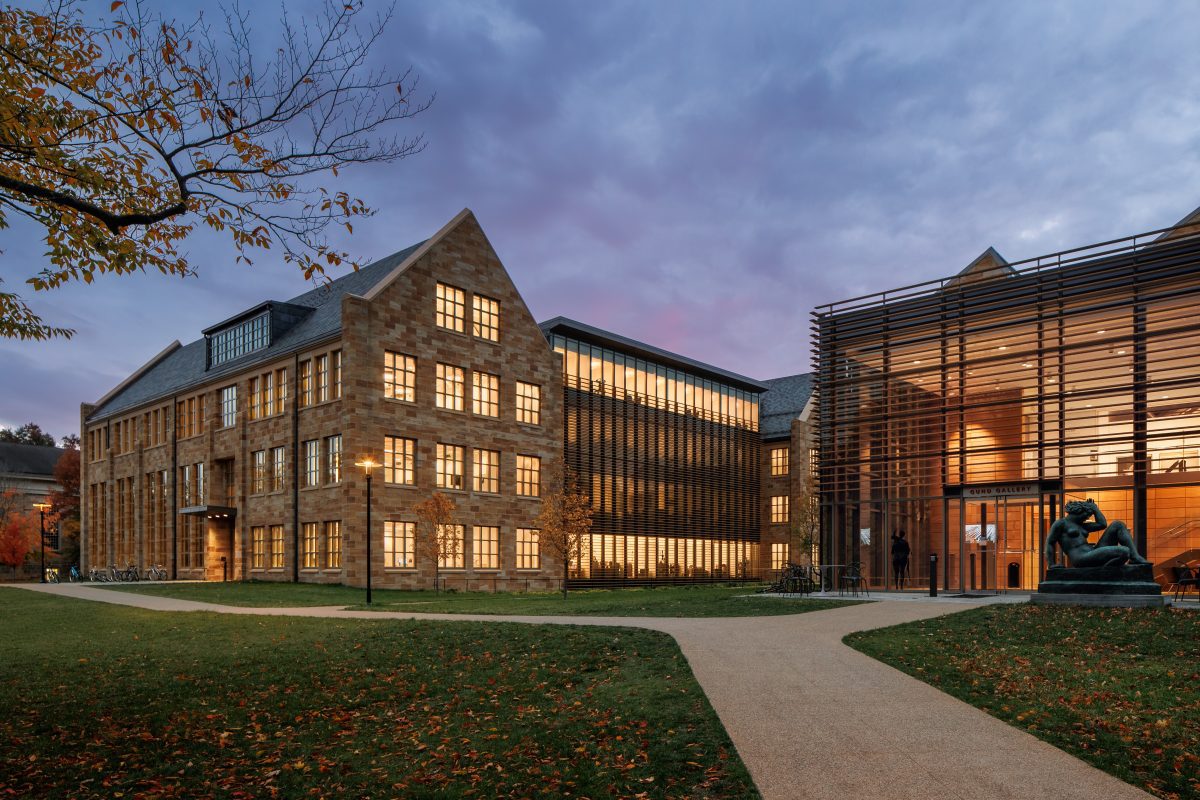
<box><xmin>354</xmin><ymin>458</ymin><xmax>379</xmax><ymax>604</ymax></box>
<box><xmin>33</xmin><ymin>502</ymin><xmax>50</xmax><ymax>584</ymax></box>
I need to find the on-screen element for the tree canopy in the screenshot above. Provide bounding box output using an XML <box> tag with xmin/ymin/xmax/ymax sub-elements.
<box><xmin>0</xmin><ymin>0</ymin><xmax>431</xmax><ymax>340</ymax></box>
<box><xmin>0</xmin><ymin>422</ymin><xmax>57</xmax><ymax>447</ymax></box>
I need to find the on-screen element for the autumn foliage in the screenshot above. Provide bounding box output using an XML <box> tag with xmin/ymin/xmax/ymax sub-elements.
<box><xmin>0</xmin><ymin>0</ymin><xmax>432</xmax><ymax>340</ymax></box>
<box><xmin>535</xmin><ymin>467</ymin><xmax>594</xmax><ymax>598</ymax></box>
<box><xmin>0</xmin><ymin>490</ymin><xmax>37</xmax><ymax>567</ymax></box>
<box><xmin>413</xmin><ymin>492</ymin><xmax>458</xmax><ymax>591</ymax></box>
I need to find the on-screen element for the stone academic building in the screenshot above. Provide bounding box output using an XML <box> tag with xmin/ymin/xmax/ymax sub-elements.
<box><xmin>815</xmin><ymin>208</ymin><xmax>1200</xmax><ymax>592</ymax></box>
<box><xmin>80</xmin><ymin>209</ymin><xmax>814</xmax><ymax>588</ymax></box>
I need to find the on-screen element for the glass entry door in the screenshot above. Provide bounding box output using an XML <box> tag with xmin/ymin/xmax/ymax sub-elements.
<box><xmin>955</xmin><ymin>496</ymin><xmax>1043</xmax><ymax>591</ymax></box>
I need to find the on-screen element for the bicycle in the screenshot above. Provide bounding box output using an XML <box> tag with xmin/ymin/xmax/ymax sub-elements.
<box><xmin>69</xmin><ymin>565</ymin><xmax>82</xmax><ymax>582</ymax></box>
<box><xmin>46</xmin><ymin>568</ymin><xmax>60</xmax><ymax>583</ymax></box>
<box><xmin>144</xmin><ymin>564</ymin><xmax>168</xmax><ymax>581</ymax></box>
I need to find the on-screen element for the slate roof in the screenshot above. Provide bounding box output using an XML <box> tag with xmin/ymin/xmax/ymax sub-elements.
<box><xmin>88</xmin><ymin>241</ymin><xmax>425</xmax><ymax>422</ymax></box>
<box><xmin>539</xmin><ymin>316</ymin><xmax>770</xmax><ymax>393</ymax></box>
<box><xmin>758</xmin><ymin>373</ymin><xmax>814</xmax><ymax>439</ymax></box>
<box><xmin>0</xmin><ymin>442</ymin><xmax>66</xmax><ymax>479</ymax></box>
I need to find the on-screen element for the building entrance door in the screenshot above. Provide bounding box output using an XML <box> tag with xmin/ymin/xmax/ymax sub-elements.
<box><xmin>960</xmin><ymin>496</ymin><xmax>1042</xmax><ymax>591</ymax></box>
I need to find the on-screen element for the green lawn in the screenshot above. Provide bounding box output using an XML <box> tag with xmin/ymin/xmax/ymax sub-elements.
<box><xmin>101</xmin><ymin>581</ymin><xmax>861</xmax><ymax>616</ymax></box>
<box><xmin>0</xmin><ymin>589</ymin><xmax>758</xmax><ymax>799</ymax></box>
<box><xmin>846</xmin><ymin>604</ymin><xmax>1200</xmax><ymax>800</ymax></box>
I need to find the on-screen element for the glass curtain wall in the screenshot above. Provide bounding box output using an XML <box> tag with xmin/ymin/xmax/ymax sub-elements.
<box><xmin>816</xmin><ymin>231</ymin><xmax>1200</xmax><ymax>590</ymax></box>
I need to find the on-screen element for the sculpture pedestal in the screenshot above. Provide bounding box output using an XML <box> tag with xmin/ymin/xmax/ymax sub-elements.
<box><xmin>1032</xmin><ymin>563</ymin><xmax>1163</xmax><ymax>607</ymax></box>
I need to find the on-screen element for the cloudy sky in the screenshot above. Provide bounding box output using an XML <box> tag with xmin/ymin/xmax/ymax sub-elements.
<box><xmin>4</xmin><ymin>0</ymin><xmax>1200</xmax><ymax>439</ymax></box>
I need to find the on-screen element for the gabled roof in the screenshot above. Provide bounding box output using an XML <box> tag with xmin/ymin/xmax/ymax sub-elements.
<box><xmin>943</xmin><ymin>246</ymin><xmax>1013</xmax><ymax>288</ymax></box>
<box><xmin>1154</xmin><ymin>204</ymin><xmax>1200</xmax><ymax>242</ymax></box>
<box><xmin>87</xmin><ymin>239</ymin><xmax>426</xmax><ymax>422</ymax></box>
<box><xmin>0</xmin><ymin>442</ymin><xmax>65</xmax><ymax>479</ymax></box>
<box><xmin>539</xmin><ymin>316</ymin><xmax>770</xmax><ymax>393</ymax></box>
<box><xmin>759</xmin><ymin>373</ymin><xmax>814</xmax><ymax>439</ymax></box>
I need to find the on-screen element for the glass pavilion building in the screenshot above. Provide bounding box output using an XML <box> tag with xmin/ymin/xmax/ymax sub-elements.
<box><xmin>814</xmin><ymin>211</ymin><xmax>1200</xmax><ymax>592</ymax></box>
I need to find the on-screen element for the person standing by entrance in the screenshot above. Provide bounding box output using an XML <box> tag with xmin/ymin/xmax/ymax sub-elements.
<box><xmin>891</xmin><ymin>530</ymin><xmax>911</xmax><ymax>590</ymax></box>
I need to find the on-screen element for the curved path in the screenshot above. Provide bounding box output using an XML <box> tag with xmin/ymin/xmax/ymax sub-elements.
<box><xmin>9</xmin><ymin>584</ymin><xmax>1151</xmax><ymax>800</ymax></box>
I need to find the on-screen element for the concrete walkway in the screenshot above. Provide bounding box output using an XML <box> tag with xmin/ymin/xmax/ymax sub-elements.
<box><xmin>8</xmin><ymin>583</ymin><xmax>1152</xmax><ymax>800</ymax></box>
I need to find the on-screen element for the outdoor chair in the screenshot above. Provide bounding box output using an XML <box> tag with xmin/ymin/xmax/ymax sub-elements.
<box><xmin>840</xmin><ymin>562</ymin><xmax>869</xmax><ymax>597</ymax></box>
<box><xmin>1167</xmin><ymin>563</ymin><xmax>1199</xmax><ymax>602</ymax></box>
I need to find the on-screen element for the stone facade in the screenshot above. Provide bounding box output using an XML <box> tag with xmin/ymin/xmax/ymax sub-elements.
<box><xmin>81</xmin><ymin>210</ymin><xmax>562</xmax><ymax>591</ymax></box>
<box><xmin>759</xmin><ymin>417</ymin><xmax>816</xmax><ymax>573</ymax></box>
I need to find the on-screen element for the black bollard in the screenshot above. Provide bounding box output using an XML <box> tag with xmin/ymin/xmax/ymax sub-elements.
<box><xmin>929</xmin><ymin>553</ymin><xmax>938</xmax><ymax>597</ymax></box>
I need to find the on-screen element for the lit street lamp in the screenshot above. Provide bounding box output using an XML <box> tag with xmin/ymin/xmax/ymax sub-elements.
<box><xmin>354</xmin><ymin>458</ymin><xmax>379</xmax><ymax>604</ymax></box>
<box><xmin>33</xmin><ymin>502</ymin><xmax>50</xmax><ymax>584</ymax></box>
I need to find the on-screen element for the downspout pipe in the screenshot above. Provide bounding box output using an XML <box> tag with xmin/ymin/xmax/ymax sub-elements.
<box><xmin>292</xmin><ymin>353</ymin><xmax>300</xmax><ymax>583</ymax></box>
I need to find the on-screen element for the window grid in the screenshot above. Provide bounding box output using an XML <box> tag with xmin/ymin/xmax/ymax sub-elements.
<box><xmin>269</xmin><ymin>525</ymin><xmax>285</xmax><ymax>569</ymax></box>
<box><xmin>325</xmin><ymin>521</ymin><xmax>342</xmax><ymax>569</ymax></box>
<box><xmin>472</xmin><ymin>372</ymin><xmax>499</xmax><ymax>417</ymax></box>
<box><xmin>770</xmin><ymin>495</ymin><xmax>789</xmax><ymax>524</ymax></box>
<box><xmin>384</xmin><ymin>352</ymin><xmax>417</xmax><ymax>402</ymax></box>
<box><xmin>771</xmin><ymin>542</ymin><xmax>787</xmax><ymax>571</ymax></box>
<box><xmin>299</xmin><ymin>359</ymin><xmax>313</xmax><ymax>407</ymax></box>
<box><xmin>473</xmin><ymin>449</ymin><xmax>500</xmax><ymax>493</ymax></box>
<box><xmin>436</xmin><ymin>363</ymin><xmax>464</xmax><ymax>411</ymax></box>
<box><xmin>473</xmin><ymin>526</ymin><xmax>499</xmax><ymax>570</ymax></box>
<box><xmin>316</xmin><ymin>354</ymin><xmax>329</xmax><ymax>402</ymax></box>
<box><xmin>516</xmin><ymin>455</ymin><xmax>541</xmax><ymax>497</ymax></box>
<box><xmin>384</xmin><ymin>436</ymin><xmax>415</xmax><ymax>485</ymax></box>
<box><xmin>770</xmin><ymin>447</ymin><xmax>789</xmax><ymax>476</ymax></box>
<box><xmin>271</xmin><ymin>447</ymin><xmax>286</xmax><ymax>492</ymax></box>
<box><xmin>326</xmin><ymin>435</ymin><xmax>342</xmax><ymax>483</ymax></box>
<box><xmin>436</xmin><ymin>283</ymin><xmax>465</xmax><ymax>332</ymax></box>
<box><xmin>303</xmin><ymin>440</ymin><xmax>320</xmax><ymax>487</ymax></box>
<box><xmin>207</xmin><ymin>313</ymin><xmax>268</xmax><ymax>367</ymax></box>
<box><xmin>437</xmin><ymin>524</ymin><xmax>465</xmax><ymax>569</ymax></box>
<box><xmin>251</xmin><ymin>450</ymin><xmax>266</xmax><ymax>494</ymax></box>
<box><xmin>436</xmin><ymin>443</ymin><xmax>464</xmax><ymax>490</ymax></box>
<box><xmin>220</xmin><ymin>385</ymin><xmax>237</xmax><ymax>428</ymax></box>
<box><xmin>516</xmin><ymin>528</ymin><xmax>540</xmax><ymax>570</ymax></box>
<box><xmin>251</xmin><ymin>526</ymin><xmax>266</xmax><ymax>569</ymax></box>
<box><xmin>473</xmin><ymin>295</ymin><xmax>499</xmax><ymax>341</ymax></box>
<box><xmin>301</xmin><ymin>522</ymin><xmax>319</xmax><ymax>569</ymax></box>
<box><xmin>384</xmin><ymin>521</ymin><xmax>415</xmax><ymax>568</ymax></box>
<box><xmin>332</xmin><ymin>350</ymin><xmax>343</xmax><ymax>399</ymax></box>
<box><xmin>516</xmin><ymin>382</ymin><xmax>540</xmax><ymax>425</ymax></box>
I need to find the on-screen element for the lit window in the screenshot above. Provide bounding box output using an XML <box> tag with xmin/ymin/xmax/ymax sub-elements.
<box><xmin>770</xmin><ymin>447</ymin><xmax>789</xmax><ymax>476</ymax></box>
<box><xmin>332</xmin><ymin>350</ymin><xmax>343</xmax><ymax>399</ymax></box>
<box><xmin>271</xmin><ymin>447</ymin><xmax>286</xmax><ymax>492</ymax></box>
<box><xmin>220</xmin><ymin>385</ymin><xmax>237</xmax><ymax>428</ymax></box>
<box><xmin>472</xmin><ymin>371</ymin><xmax>499</xmax><ymax>417</ymax></box>
<box><xmin>384</xmin><ymin>436</ymin><xmax>416</xmax><ymax>485</ymax></box>
<box><xmin>251</xmin><ymin>450</ymin><xmax>266</xmax><ymax>494</ymax></box>
<box><xmin>473</xmin><ymin>294</ymin><xmax>499</xmax><ymax>341</ymax></box>
<box><xmin>299</xmin><ymin>359</ymin><xmax>313</xmax><ymax>407</ymax></box>
<box><xmin>303</xmin><ymin>440</ymin><xmax>320</xmax><ymax>487</ymax></box>
<box><xmin>436</xmin><ymin>363</ymin><xmax>464</xmax><ymax>411</ymax></box>
<box><xmin>316</xmin><ymin>354</ymin><xmax>329</xmax><ymax>403</ymax></box>
<box><xmin>516</xmin><ymin>455</ymin><xmax>540</xmax><ymax>497</ymax></box>
<box><xmin>516</xmin><ymin>528</ymin><xmax>540</xmax><ymax>570</ymax></box>
<box><xmin>269</xmin><ymin>525</ymin><xmax>285</xmax><ymax>569</ymax></box>
<box><xmin>325</xmin><ymin>434</ymin><xmax>342</xmax><ymax>483</ymax></box>
<box><xmin>436</xmin><ymin>443</ymin><xmax>464</xmax><ymax>490</ymax></box>
<box><xmin>771</xmin><ymin>542</ymin><xmax>787</xmax><ymax>570</ymax></box>
<box><xmin>273</xmin><ymin>368</ymin><xmax>287</xmax><ymax>415</ymax></box>
<box><xmin>301</xmin><ymin>522</ymin><xmax>319</xmax><ymax>569</ymax></box>
<box><xmin>516</xmin><ymin>382</ymin><xmax>540</xmax><ymax>425</ymax></box>
<box><xmin>473</xmin><ymin>449</ymin><xmax>500</xmax><ymax>493</ymax></box>
<box><xmin>325</xmin><ymin>520</ymin><xmax>342</xmax><ymax>569</ymax></box>
<box><xmin>207</xmin><ymin>312</ymin><xmax>268</xmax><ymax>368</ymax></box>
<box><xmin>436</xmin><ymin>282</ymin><xmax>465</xmax><ymax>332</ymax></box>
<box><xmin>384</xmin><ymin>352</ymin><xmax>417</xmax><ymax>402</ymax></box>
<box><xmin>770</xmin><ymin>495</ymin><xmax>789</xmax><ymax>524</ymax></box>
<box><xmin>437</xmin><ymin>524</ymin><xmax>465</xmax><ymax>569</ymax></box>
<box><xmin>251</xmin><ymin>526</ymin><xmax>265</xmax><ymax>569</ymax></box>
<box><xmin>384</xmin><ymin>521</ymin><xmax>415</xmax><ymax>568</ymax></box>
<box><xmin>473</xmin><ymin>526</ymin><xmax>499</xmax><ymax>570</ymax></box>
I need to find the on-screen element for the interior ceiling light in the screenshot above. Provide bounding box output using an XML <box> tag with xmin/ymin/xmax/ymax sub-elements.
<box><xmin>1117</xmin><ymin>349</ymin><xmax>1127</xmax><ymax>355</ymax></box>
<box><xmin>1022</xmin><ymin>363</ymin><xmax>1032</xmax><ymax>368</ymax></box>
<box><xmin>997</xmin><ymin>345</ymin><xmax>1007</xmax><ymax>351</ymax></box>
<box><xmin>1097</xmin><ymin>329</ymin><xmax>1107</xmax><ymax>334</ymax></box>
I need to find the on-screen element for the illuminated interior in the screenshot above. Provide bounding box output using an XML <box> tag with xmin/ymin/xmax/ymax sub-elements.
<box><xmin>816</xmin><ymin>231</ymin><xmax>1200</xmax><ymax>590</ymax></box>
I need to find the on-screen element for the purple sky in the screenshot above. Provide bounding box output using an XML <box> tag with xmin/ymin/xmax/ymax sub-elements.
<box><xmin>4</xmin><ymin>0</ymin><xmax>1200</xmax><ymax>439</ymax></box>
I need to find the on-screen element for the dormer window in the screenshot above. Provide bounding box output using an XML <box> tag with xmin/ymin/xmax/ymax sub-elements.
<box><xmin>207</xmin><ymin>312</ymin><xmax>269</xmax><ymax>368</ymax></box>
